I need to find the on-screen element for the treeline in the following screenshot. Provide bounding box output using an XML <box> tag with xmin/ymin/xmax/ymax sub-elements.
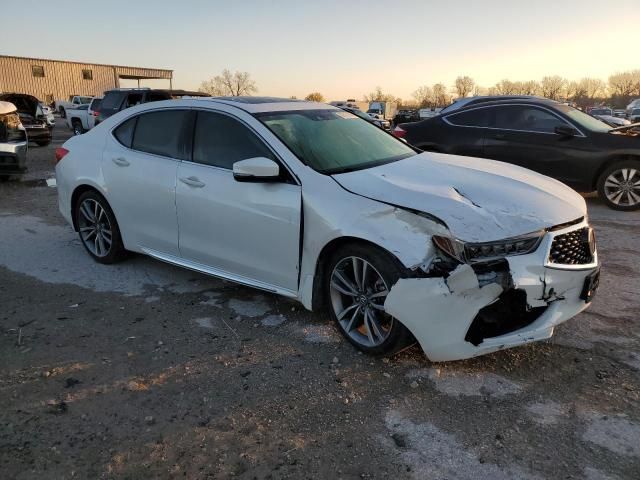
<box><xmin>369</xmin><ymin>70</ymin><xmax>640</xmax><ymax>109</ymax></box>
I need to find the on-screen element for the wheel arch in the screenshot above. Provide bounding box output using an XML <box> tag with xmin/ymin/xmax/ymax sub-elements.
<box><xmin>310</xmin><ymin>236</ymin><xmax>406</xmax><ymax>312</ymax></box>
<box><xmin>592</xmin><ymin>154</ymin><xmax>640</xmax><ymax>190</ymax></box>
<box><xmin>70</xmin><ymin>184</ymin><xmax>108</xmax><ymax>231</ymax></box>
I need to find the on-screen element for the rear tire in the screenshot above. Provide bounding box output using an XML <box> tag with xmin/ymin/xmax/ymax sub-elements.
<box><xmin>72</xmin><ymin>119</ymin><xmax>84</xmax><ymax>136</ymax></box>
<box><xmin>59</xmin><ymin>107</ymin><xmax>66</xmax><ymax>119</ymax></box>
<box><xmin>597</xmin><ymin>160</ymin><xmax>640</xmax><ymax>211</ymax></box>
<box><xmin>75</xmin><ymin>190</ymin><xmax>127</xmax><ymax>264</ymax></box>
<box><xmin>324</xmin><ymin>243</ymin><xmax>413</xmax><ymax>356</ymax></box>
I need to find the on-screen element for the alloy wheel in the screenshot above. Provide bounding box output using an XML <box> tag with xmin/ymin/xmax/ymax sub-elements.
<box><xmin>329</xmin><ymin>256</ymin><xmax>394</xmax><ymax>347</ymax></box>
<box><xmin>78</xmin><ymin>198</ymin><xmax>113</xmax><ymax>257</ymax></box>
<box><xmin>603</xmin><ymin>168</ymin><xmax>640</xmax><ymax>207</ymax></box>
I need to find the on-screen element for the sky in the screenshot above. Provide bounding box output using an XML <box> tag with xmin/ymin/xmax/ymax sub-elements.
<box><xmin>3</xmin><ymin>0</ymin><xmax>639</xmax><ymax>101</ymax></box>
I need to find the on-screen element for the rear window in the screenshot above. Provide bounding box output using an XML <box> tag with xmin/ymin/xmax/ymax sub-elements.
<box><xmin>113</xmin><ymin>117</ymin><xmax>136</xmax><ymax>148</ymax></box>
<box><xmin>446</xmin><ymin>108</ymin><xmax>490</xmax><ymax>127</ymax></box>
<box><xmin>89</xmin><ymin>99</ymin><xmax>102</xmax><ymax>111</ymax></box>
<box><xmin>101</xmin><ymin>92</ymin><xmax>124</xmax><ymax>110</ymax></box>
<box><xmin>131</xmin><ymin>110</ymin><xmax>189</xmax><ymax>159</ymax></box>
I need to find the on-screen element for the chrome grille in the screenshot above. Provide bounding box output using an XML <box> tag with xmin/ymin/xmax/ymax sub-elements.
<box><xmin>548</xmin><ymin>227</ymin><xmax>594</xmax><ymax>265</ymax></box>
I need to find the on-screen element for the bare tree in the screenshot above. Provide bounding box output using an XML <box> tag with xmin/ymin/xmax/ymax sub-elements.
<box><xmin>454</xmin><ymin>76</ymin><xmax>475</xmax><ymax>98</ymax></box>
<box><xmin>540</xmin><ymin>75</ymin><xmax>567</xmax><ymax>100</ymax></box>
<box><xmin>364</xmin><ymin>87</ymin><xmax>399</xmax><ymax>103</ymax></box>
<box><xmin>412</xmin><ymin>85</ymin><xmax>434</xmax><ymax>107</ymax></box>
<box><xmin>494</xmin><ymin>79</ymin><xmax>517</xmax><ymax>95</ymax></box>
<box><xmin>304</xmin><ymin>92</ymin><xmax>325</xmax><ymax>102</ymax></box>
<box><xmin>199</xmin><ymin>69</ymin><xmax>257</xmax><ymax>96</ymax></box>
<box><xmin>580</xmin><ymin>78</ymin><xmax>607</xmax><ymax>99</ymax></box>
<box><xmin>432</xmin><ymin>83</ymin><xmax>451</xmax><ymax>107</ymax></box>
<box><xmin>608</xmin><ymin>71</ymin><xmax>640</xmax><ymax>97</ymax></box>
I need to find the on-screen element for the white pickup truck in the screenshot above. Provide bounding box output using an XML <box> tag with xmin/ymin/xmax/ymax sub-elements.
<box><xmin>65</xmin><ymin>98</ymin><xmax>101</xmax><ymax>135</ymax></box>
<box><xmin>55</xmin><ymin>95</ymin><xmax>94</xmax><ymax>118</ymax></box>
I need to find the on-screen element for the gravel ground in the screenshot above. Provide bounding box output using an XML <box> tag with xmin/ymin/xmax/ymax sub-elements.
<box><xmin>1</xmin><ymin>121</ymin><xmax>639</xmax><ymax>479</ymax></box>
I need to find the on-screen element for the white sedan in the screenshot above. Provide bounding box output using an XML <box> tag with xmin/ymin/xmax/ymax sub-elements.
<box><xmin>55</xmin><ymin>97</ymin><xmax>600</xmax><ymax>361</ymax></box>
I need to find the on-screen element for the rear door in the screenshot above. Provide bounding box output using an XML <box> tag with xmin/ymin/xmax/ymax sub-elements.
<box><xmin>176</xmin><ymin>109</ymin><xmax>301</xmax><ymax>292</ymax></box>
<box><xmin>440</xmin><ymin>107</ymin><xmax>491</xmax><ymax>157</ymax></box>
<box><xmin>102</xmin><ymin>108</ymin><xmax>190</xmax><ymax>256</ymax></box>
<box><xmin>483</xmin><ymin>105</ymin><xmax>592</xmax><ymax>185</ymax></box>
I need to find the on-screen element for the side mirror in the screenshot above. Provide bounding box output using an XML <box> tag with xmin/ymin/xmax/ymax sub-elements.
<box><xmin>233</xmin><ymin>157</ymin><xmax>280</xmax><ymax>182</ymax></box>
<box><xmin>555</xmin><ymin>125</ymin><xmax>578</xmax><ymax>137</ymax></box>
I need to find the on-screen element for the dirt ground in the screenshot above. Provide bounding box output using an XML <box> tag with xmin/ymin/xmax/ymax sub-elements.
<box><xmin>1</xmin><ymin>121</ymin><xmax>639</xmax><ymax>480</ymax></box>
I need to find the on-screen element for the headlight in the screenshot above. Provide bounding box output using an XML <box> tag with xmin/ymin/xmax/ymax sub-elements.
<box><xmin>433</xmin><ymin>232</ymin><xmax>543</xmax><ymax>263</ymax></box>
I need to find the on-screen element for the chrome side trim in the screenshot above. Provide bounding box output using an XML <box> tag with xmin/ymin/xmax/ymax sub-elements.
<box><xmin>140</xmin><ymin>246</ymin><xmax>299</xmax><ymax>299</ymax></box>
<box><xmin>442</xmin><ymin>103</ymin><xmax>587</xmax><ymax>137</ymax></box>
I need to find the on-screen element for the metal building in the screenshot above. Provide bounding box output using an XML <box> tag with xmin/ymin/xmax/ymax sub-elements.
<box><xmin>0</xmin><ymin>55</ymin><xmax>173</xmax><ymax>104</ymax></box>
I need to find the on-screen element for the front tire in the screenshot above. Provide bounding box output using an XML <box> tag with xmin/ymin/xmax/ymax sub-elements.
<box><xmin>597</xmin><ymin>161</ymin><xmax>640</xmax><ymax>211</ymax></box>
<box><xmin>325</xmin><ymin>243</ymin><xmax>413</xmax><ymax>355</ymax></box>
<box><xmin>59</xmin><ymin>107</ymin><xmax>66</xmax><ymax>118</ymax></box>
<box><xmin>75</xmin><ymin>191</ymin><xmax>127</xmax><ymax>264</ymax></box>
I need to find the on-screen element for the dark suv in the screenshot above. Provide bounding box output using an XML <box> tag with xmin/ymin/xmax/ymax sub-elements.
<box><xmin>96</xmin><ymin>88</ymin><xmax>207</xmax><ymax>124</ymax></box>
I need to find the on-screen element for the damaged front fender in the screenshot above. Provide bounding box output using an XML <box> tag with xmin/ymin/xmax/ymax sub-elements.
<box><xmin>384</xmin><ymin>222</ymin><xmax>598</xmax><ymax>362</ymax></box>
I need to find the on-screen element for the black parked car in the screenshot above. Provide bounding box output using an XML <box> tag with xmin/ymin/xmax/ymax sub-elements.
<box><xmin>0</xmin><ymin>93</ymin><xmax>51</xmax><ymax>147</ymax></box>
<box><xmin>393</xmin><ymin>109</ymin><xmax>420</xmax><ymax>125</ymax></box>
<box><xmin>395</xmin><ymin>98</ymin><xmax>640</xmax><ymax>210</ymax></box>
<box><xmin>96</xmin><ymin>88</ymin><xmax>208</xmax><ymax>125</ymax></box>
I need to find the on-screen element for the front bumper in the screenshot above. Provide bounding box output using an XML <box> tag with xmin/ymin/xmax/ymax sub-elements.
<box><xmin>0</xmin><ymin>140</ymin><xmax>28</xmax><ymax>175</ymax></box>
<box><xmin>384</xmin><ymin>220</ymin><xmax>599</xmax><ymax>362</ymax></box>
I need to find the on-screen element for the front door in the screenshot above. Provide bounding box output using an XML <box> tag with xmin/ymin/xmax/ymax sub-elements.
<box><xmin>483</xmin><ymin>105</ymin><xmax>591</xmax><ymax>186</ymax></box>
<box><xmin>176</xmin><ymin>110</ymin><xmax>301</xmax><ymax>292</ymax></box>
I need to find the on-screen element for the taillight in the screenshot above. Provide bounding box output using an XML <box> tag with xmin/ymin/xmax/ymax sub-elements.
<box><xmin>92</xmin><ymin>110</ymin><xmax>99</xmax><ymax>117</ymax></box>
<box><xmin>393</xmin><ymin>125</ymin><xmax>407</xmax><ymax>138</ymax></box>
<box><xmin>55</xmin><ymin>147</ymin><xmax>69</xmax><ymax>164</ymax></box>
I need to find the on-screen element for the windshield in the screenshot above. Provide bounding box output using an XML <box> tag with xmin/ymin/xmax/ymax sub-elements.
<box><xmin>256</xmin><ymin>109</ymin><xmax>415</xmax><ymax>174</ymax></box>
<box><xmin>555</xmin><ymin>105</ymin><xmax>611</xmax><ymax>132</ymax></box>
<box><xmin>590</xmin><ymin>108</ymin><xmax>612</xmax><ymax>116</ymax></box>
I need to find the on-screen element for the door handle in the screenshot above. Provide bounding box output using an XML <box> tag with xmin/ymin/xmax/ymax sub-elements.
<box><xmin>112</xmin><ymin>157</ymin><xmax>130</xmax><ymax>167</ymax></box>
<box><xmin>179</xmin><ymin>176</ymin><xmax>205</xmax><ymax>188</ymax></box>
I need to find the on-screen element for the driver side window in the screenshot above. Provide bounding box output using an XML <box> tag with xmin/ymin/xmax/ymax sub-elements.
<box><xmin>494</xmin><ymin>106</ymin><xmax>568</xmax><ymax>134</ymax></box>
<box><xmin>192</xmin><ymin>111</ymin><xmax>275</xmax><ymax>169</ymax></box>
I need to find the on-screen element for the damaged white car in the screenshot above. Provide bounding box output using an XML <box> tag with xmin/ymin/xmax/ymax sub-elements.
<box><xmin>55</xmin><ymin>97</ymin><xmax>600</xmax><ymax>361</ymax></box>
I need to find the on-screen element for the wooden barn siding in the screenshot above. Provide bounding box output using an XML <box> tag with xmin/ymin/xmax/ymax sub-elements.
<box><xmin>0</xmin><ymin>56</ymin><xmax>172</xmax><ymax>102</ymax></box>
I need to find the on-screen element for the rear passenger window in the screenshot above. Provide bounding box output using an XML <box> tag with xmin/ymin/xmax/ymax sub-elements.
<box><xmin>113</xmin><ymin>117</ymin><xmax>136</xmax><ymax>148</ymax></box>
<box><xmin>131</xmin><ymin>110</ymin><xmax>189</xmax><ymax>159</ymax></box>
<box><xmin>193</xmin><ymin>111</ymin><xmax>274</xmax><ymax>169</ymax></box>
<box><xmin>446</xmin><ymin>108</ymin><xmax>490</xmax><ymax>127</ymax></box>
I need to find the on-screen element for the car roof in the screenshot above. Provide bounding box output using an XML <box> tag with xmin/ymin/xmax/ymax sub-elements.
<box><xmin>196</xmin><ymin>97</ymin><xmax>335</xmax><ymax>113</ymax></box>
<box><xmin>444</xmin><ymin>97</ymin><xmax>561</xmax><ymax>115</ymax></box>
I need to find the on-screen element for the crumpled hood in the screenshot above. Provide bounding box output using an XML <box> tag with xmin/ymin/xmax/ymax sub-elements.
<box><xmin>0</xmin><ymin>94</ymin><xmax>39</xmax><ymax>117</ymax></box>
<box><xmin>332</xmin><ymin>152</ymin><xmax>586</xmax><ymax>242</ymax></box>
